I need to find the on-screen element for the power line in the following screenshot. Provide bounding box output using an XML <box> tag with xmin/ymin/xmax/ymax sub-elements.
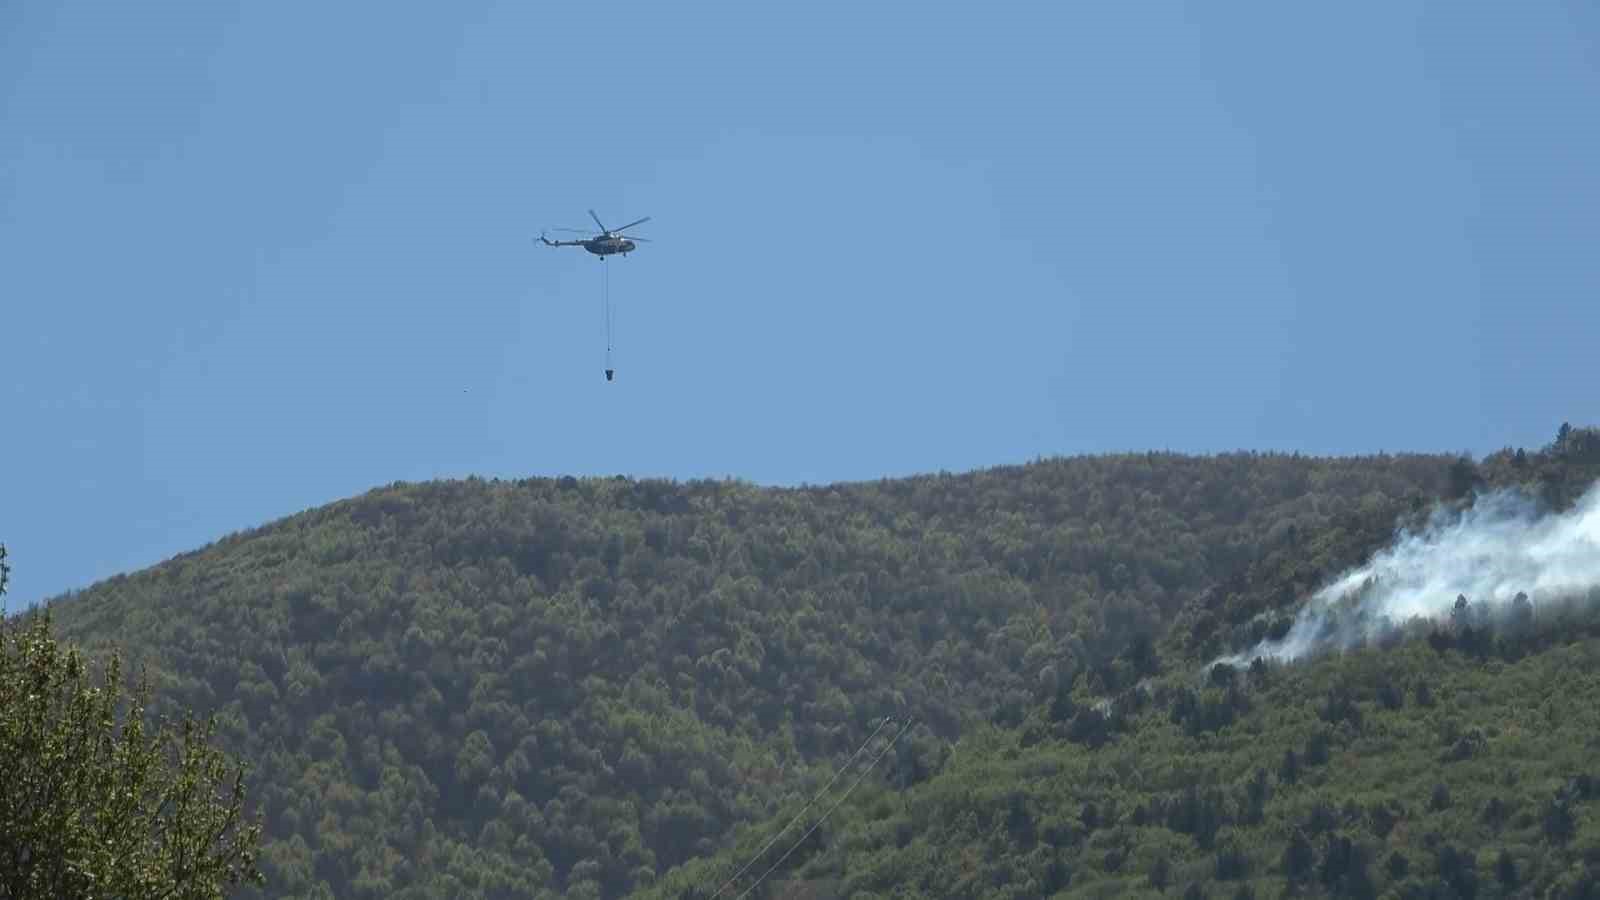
<box><xmin>712</xmin><ymin>716</ymin><xmax>897</xmax><ymax>898</ymax></box>
<box><xmin>730</xmin><ymin>717</ymin><xmax>917</xmax><ymax>900</ymax></box>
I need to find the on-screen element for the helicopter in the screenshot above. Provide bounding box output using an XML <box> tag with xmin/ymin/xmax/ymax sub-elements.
<box><xmin>539</xmin><ymin>209</ymin><xmax>652</xmax><ymax>258</ymax></box>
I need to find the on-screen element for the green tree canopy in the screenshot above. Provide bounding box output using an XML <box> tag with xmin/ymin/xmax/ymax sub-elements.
<box><xmin>1</xmin><ymin>550</ymin><xmax>264</xmax><ymax>899</ymax></box>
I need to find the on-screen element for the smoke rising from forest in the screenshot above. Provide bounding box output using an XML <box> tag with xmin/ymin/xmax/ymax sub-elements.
<box><xmin>1219</xmin><ymin>480</ymin><xmax>1600</xmax><ymax>667</ymax></box>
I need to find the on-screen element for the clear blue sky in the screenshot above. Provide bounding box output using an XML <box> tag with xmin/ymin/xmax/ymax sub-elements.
<box><xmin>4</xmin><ymin>1</ymin><xmax>1597</xmax><ymax>606</ymax></box>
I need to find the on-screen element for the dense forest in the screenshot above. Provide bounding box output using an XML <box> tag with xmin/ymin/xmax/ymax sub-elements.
<box><xmin>29</xmin><ymin>423</ymin><xmax>1600</xmax><ymax>899</ymax></box>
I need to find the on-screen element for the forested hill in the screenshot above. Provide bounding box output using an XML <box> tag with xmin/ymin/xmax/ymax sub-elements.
<box><xmin>35</xmin><ymin>428</ymin><xmax>1600</xmax><ymax>899</ymax></box>
<box><xmin>640</xmin><ymin>431</ymin><xmax>1600</xmax><ymax>900</ymax></box>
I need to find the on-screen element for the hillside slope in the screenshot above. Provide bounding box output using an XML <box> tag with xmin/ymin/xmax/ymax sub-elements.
<box><xmin>645</xmin><ymin>630</ymin><xmax>1600</xmax><ymax>900</ymax></box>
<box><xmin>641</xmin><ymin>430</ymin><xmax>1600</xmax><ymax>899</ymax></box>
<box><xmin>33</xmin><ymin>433</ymin><xmax>1596</xmax><ymax>899</ymax></box>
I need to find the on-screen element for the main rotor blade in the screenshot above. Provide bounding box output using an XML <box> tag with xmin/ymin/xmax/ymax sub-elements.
<box><xmin>617</xmin><ymin>235</ymin><xmax>651</xmax><ymax>242</ymax></box>
<box><xmin>589</xmin><ymin>209</ymin><xmax>608</xmax><ymax>232</ymax></box>
<box><xmin>549</xmin><ymin>227</ymin><xmax>593</xmax><ymax>234</ymax></box>
<box><xmin>612</xmin><ymin>216</ymin><xmax>651</xmax><ymax>232</ymax></box>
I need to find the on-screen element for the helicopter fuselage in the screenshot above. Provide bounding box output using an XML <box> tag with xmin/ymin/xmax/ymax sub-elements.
<box><xmin>584</xmin><ymin>237</ymin><xmax>635</xmax><ymax>256</ymax></box>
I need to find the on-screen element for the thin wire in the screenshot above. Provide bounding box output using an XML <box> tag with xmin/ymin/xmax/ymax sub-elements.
<box><xmin>731</xmin><ymin>718</ymin><xmax>915</xmax><ymax>900</ymax></box>
<box><xmin>712</xmin><ymin>717</ymin><xmax>897</xmax><ymax>898</ymax></box>
<box><xmin>730</xmin><ymin>718</ymin><xmax>917</xmax><ymax>900</ymax></box>
<box><xmin>602</xmin><ymin>260</ymin><xmax>612</xmax><ymax>368</ymax></box>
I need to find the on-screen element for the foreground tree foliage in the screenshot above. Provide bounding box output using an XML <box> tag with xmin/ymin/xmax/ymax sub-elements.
<box><xmin>0</xmin><ymin>553</ymin><xmax>264</xmax><ymax>900</ymax></box>
<box><xmin>31</xmin><ymin>426</ymin><xmax>1600</xmax><ymax>899</ymax></box>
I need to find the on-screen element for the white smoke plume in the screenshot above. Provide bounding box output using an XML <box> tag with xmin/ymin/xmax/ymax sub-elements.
<box><xmin>1217</xmin><ymin>480</ymin><xmax>1600</xmax><ymax>668</ymax></box>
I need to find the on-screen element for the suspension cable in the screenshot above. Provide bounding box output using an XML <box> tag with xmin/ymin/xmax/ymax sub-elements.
<box><xmin>729</xmin><ymin>718</ymin><xmax>917</xmax><ymax>900</ymax></box>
